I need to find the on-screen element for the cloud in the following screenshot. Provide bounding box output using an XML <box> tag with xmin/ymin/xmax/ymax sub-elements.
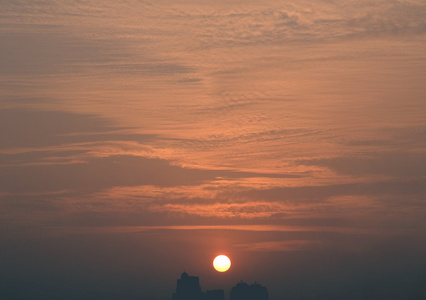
<box><xmin>298</xmin><ymin>152</ymin><xmax>426</xmax><ymax>177</ymax></box>
<box><xmin>137</xmin><ymin>0</ymin><xmax>426</xmax><ymax>48</ymax></box>
<box><xmin>236</xmin><ymin>179</ymin><xmax>426</xmax><ymax>204</ymax></box>
<box><xmin>0</xmin><ymin>107</ymin><xmax>302</xmax><ymax>195</ymax></box>
<box><xmin>0</xmin><ymin>154</ymin><xmax>293</xmax><ymax>195</ymax></box>
<box><xmin>0</xmin><ymin>108</ymin><xmax>153</xmax><ymax>149</ymax></box>
<box><xmin>234</xmin><ymin>239</ymin><xmax>321</xmax><ymax>252</ymax></box>
<box><xmin>0</xmin><ymin>30</ymin><xmax>112</xmax><ymax>76</ymax></box>
<box><xmin>0</xmin><ymin>154</ymin><xmax>304</xmax><ymax>212</ymax></box>
<box><xmin>100</xmin><ymin>63</ymin><xmax>196</xmax><ymax>76</ymax></box>
<box><xmin>151</xmin><ymin>201</ymin><xmax>286</xmax><ymax>219</ymax></box>
<box><xmin>50</xmin><ymin>177</ymin><xmax>424</xmax><ymax>230</ymax></box>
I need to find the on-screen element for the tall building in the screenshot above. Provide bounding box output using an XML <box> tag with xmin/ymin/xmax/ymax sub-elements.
<box><xmin>172</xmin><ymin>272</ymin><xmax>203</xmax><ymax>300</ymax></box>
<box><xmin>230</xmin><ymin>281</ymin><xmax>268</xmax><ymax>300</ymax></box>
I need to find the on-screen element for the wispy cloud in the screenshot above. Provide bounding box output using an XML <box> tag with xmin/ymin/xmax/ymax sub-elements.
<box><xmin>234</xmin><ymin>240</ymin><xmax>321</xmax><ymax>252</ymax></box>
<box><xmin>298</xmin><ymin>152</ymin><xmax>426</xmax><ymax>177</ymax></box>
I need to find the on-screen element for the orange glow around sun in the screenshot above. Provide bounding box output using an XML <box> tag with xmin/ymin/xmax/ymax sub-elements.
<box><xmin>213</xmin><ymin>255</ymin><xmax>231</xmax><ymax>272</ymax></box>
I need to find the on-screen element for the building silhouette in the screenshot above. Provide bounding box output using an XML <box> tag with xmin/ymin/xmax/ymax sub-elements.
<box><xmin>172</xmin><ymin>272</ymin><xmax>267</xmax><ymax>300</ymax></box>
<box><xmin>172</xmin><ymin>272</ymin><xmax>203</xmax><ymax>300</ymax></box>
<box><xmin>172</xmin><ymin>272</ymin><xmax>224</xmax><ymax>300</ymax></box>
<box><xmin>230</xmin><ymin>281</ymin><xmax>268</xmax><ymax>300</ymax></box>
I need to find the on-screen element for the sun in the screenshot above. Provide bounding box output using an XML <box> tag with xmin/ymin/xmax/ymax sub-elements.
<box><xmin>213</xmin><ymin>255</ymin><xmax>231</xmax><ymax>272</ymax></box>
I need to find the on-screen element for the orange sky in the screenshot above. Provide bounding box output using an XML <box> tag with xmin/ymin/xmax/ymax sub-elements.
<box><xmin>1</xmin><ymin>1</ymin><xmax>426</xmax><ymax>299</ymax></box>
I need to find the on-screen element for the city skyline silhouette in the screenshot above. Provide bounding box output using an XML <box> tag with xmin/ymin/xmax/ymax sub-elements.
<box><xmin>172</xmin><ymin>271</ymin><xmax>268</xmax><ymax>300</ymax></box>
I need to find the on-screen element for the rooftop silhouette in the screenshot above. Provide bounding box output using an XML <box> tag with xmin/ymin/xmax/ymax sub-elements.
<box><xmin>172</xmin><ymin>272</ymin><xmax>267</xmax><ymax>300</ymax></box>
<box><xmin>172</xmin><ymin>272</ymin><xmax>203</xmax><ymax>300</ymax></box>
<box><xmin>230</xmin><ymin>281</ymin><xmax>268</xmax><ymax>300</ymax></box>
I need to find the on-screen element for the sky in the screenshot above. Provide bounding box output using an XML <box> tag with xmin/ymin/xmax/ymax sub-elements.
<box><xmin>1</xmin><ymin>0</ymin><xmax>426</xmax><ymax>299</ymax></box>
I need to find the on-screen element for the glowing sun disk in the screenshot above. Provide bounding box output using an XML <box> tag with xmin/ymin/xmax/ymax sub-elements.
<box><xmin>213</xmin><ymin>255</ymin><xmax>231</xmax><ymax>272</ymax></box>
